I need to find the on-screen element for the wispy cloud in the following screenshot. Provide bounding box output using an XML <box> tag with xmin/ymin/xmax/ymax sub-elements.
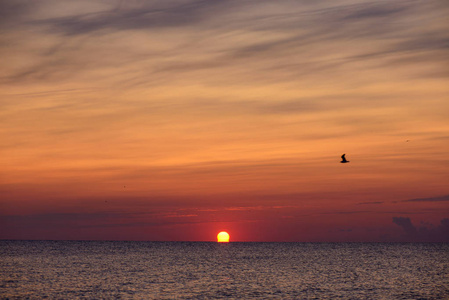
<box><xmin>2</xmin><ymin>0</ymin><xmax>448</xmax><ymax>86</ymax></box>
<box><xmin>358</xmin><ymin>201</ymin><xmax>383</xmax><ymax>205</ymax></box>
<box><xmin>402</xmin><ymin>195</ymin><xmax>449</xmax><ymax>203</ymax></box>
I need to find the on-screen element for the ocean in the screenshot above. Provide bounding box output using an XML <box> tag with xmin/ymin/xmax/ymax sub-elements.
<box><xmin>1</xmin><ymin>241</ymin><xmax>448</xmax><ymax>299</ymax></box>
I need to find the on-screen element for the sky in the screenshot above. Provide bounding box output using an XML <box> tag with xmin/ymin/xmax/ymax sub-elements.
<box><xmin>1</xmin><ymin>0</ymin><xmax>448</xmax><ymax>242</ymax></box>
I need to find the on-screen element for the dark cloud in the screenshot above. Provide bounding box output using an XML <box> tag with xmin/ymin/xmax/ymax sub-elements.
<box><xmin>358</xmin><ymin>201</ymin><xmax>383</xmax><ymax>205</ymax></box>
<box><xmin>342</xmin><ymin>2</ymin><xmax>408</xmax><ymax>20</ymax></box>
<box><xmin>320</xmin><ymin>211</ymin><xmax>372</xmax><ymax>215</ymax></box>
<box><xmin>393</xmin><ymin>217</ymin><xmax>449</xmax><ymax>242</ymax></box>
<box><xmin>402</xmin><ymin>195</ymin><xmax>449</xmax><ymax>203</ymax></box>
<box><xmin>0</xmin><ymin>208</ymin><xmax>203</xmax><ymax>234</ymax></box>
<box><xmin>33</xmin><ymin>0</ymin><xmax>234</xmax><ymax>35</ymax></box>
<box><xmin>393</xmin><ymin>217</ymin><xmax>417</xmax><ymax>236</ymax></box>
<box><xmin>0</xmin><ymin>0</ymin><xmax>36</xmax><ymax>26</ymax></box>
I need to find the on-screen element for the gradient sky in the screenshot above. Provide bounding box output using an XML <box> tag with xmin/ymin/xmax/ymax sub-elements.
<box><xmin>1</xmin><ymin>0</ymin><xmax>448</xmax><ymax>242</ymax></box>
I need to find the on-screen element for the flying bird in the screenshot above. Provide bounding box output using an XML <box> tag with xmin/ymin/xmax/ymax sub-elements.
<box><xmin>340</xmin><ymin>154</ymin><xmax>349</xmax><ymax>163</ymax></box>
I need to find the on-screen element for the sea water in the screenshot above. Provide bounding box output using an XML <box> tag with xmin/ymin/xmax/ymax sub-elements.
<box><xmin>1</xmin><ymin>241</ymin><xmax>448</xmax><ymax>299</ymax></box>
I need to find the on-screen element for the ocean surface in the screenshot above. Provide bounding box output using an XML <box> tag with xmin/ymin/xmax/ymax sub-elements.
<box><xmin>1</xmin><ymin>241</ymin><xmax>448</xmax><ymax>299</ymax></box>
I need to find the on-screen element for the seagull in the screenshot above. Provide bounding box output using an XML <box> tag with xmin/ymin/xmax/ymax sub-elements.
<box><xmin>340</xmin><ymin>153</ymin><xmax>349</xmax><ymax>163</ymax></box>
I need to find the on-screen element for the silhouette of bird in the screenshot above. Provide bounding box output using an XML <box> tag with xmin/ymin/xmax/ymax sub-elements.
<box><xmin>340</xmin><ymin>154</ymin><xmax>349</xmax><ymax>163</ymax></box>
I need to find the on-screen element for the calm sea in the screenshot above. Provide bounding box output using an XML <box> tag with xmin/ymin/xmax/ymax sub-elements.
<box><xmin>1</xmin><ymin>241</ymin><xmax>448</xmax><ymax>299</ymax></box>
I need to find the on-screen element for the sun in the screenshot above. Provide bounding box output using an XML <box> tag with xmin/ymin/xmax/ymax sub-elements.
<box><xmin>217</xmin><ymin>231</ymin><xmax>230</xmax><ymax>243</ymax></box>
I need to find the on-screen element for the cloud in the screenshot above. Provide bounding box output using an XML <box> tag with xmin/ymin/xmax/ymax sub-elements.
<box><xmin>0</xmin><ymin>208</ymin><xmax>206</xmax><ymax>235</ymax></box>
<box><xmin>32</xmin><ymin>0</ymin><xmax>234</xmax><ymax>35</ymax></box>
<box><xmin>402</xmin><ymin>195</ymin><xmax>449</xmax><ymax>203</ymax></box>
<box><xmin>392</xmin><ymin>217</ymin><xmax>417</xmax><ymax>236</ymax></box>
<box><xmin>392</xmin><ymin>217</ymin><xmax>449</xmax><ymax>242</ymax></box>
<box><xmin>0</xmin><ymin>0</ymin><xmax>37</xmax><ymax>25</ymax></box>
<box><xmin>342</xmin><ymin>2</ymin><xmax>408</xmax><ymax>20</ymax></box>
<box><xmin>2</xmin><ymin>0</ymin><xmax>448</xmax><ymax>87</ymax></box>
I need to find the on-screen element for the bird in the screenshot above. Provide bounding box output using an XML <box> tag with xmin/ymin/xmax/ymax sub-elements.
<box><xmin>340</xmin><ymin>154</ymin><xmax>349</xmax><ymax>163</ymax></box>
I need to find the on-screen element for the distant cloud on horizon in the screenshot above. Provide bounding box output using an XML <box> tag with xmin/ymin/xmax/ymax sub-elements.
<box><xmin>392</xmin><ymin>217</ymin><xmax>449</xmax><ymax>242</ymax></box>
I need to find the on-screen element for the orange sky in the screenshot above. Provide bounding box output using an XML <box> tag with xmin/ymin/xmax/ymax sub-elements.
<box><xmin>1</xmin><ymin>0</ymin><xmax>448</xmax><ymax>241</ymax></box>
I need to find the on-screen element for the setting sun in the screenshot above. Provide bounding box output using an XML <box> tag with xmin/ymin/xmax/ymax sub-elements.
<box><xmin>217</xmin><ymin>231</ymin><xmax>230</xmax><ymax>243</ymax></box>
